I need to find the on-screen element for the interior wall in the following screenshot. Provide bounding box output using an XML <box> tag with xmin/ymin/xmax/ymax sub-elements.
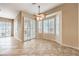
<box><xmin>14</xmin><ymin>13</ymin><xmax>20</xmax><ymax>40</ymax></box>
<box><xmin>62</xmin><ymin>4</ymin><xmax>78</xmax><ymax>49</ymax></box>
<box><xmin>20</xmin><ymin>11</ymin><xmax>24</xmax><ymax>42</ymax></box>
<box><xmin>14</xmin><ymin>11</ymin><xmax>24</xmax><ymax>41</ymax></box>
<box><xmin>45</xmin><ymin>3</ymin><xmax>78</xmax><ymax>49</ymax></box>
<box><xmin>0</xmin><ymin>17</ymin><xmax>13</xmax><ymax>22</ymax></box>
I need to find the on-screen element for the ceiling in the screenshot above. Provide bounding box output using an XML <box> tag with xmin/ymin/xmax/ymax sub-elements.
<box><xmin>0</xmin><ymin>3</ymin><xmax>62</xmax><ymax>14</ymax></box>
<box><xmin>0</xmin><ymin>3</ymin><xmax>62</xmax><ymax>19</ymax></box>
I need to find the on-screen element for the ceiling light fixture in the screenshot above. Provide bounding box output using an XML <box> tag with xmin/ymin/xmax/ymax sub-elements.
<box><xmin>33</xmin><ymin>3</ymin><xmax>47</xmax><ymax>21</ymax></box>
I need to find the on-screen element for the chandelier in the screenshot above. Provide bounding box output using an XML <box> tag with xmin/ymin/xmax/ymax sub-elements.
<box><xmin>33</xmin><ymin>3</ymin><xmax>47</xmax><ymax>21</ymax></box>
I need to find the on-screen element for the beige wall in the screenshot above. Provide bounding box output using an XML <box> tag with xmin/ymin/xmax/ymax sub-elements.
<box><xmin>45</xmin><ymin>3</ymin><xmax>78</xmax><ymax>49</ymax></box>
<box><xmin>14</xmin><ymin>13</ymin><xmax>20</xmax><ymax>40</ymax></box>
<box><xmin>0</xmin><ymin>17</ymin><xmax>13</xmax><ymax>22</ymax></box>
<box><xmin>14</xmin><ymin>11</ymin><xmax>24</xmax><ymax>42</ymax></box>
<box><xmin>62</xmin><ymin>4</ymin><xmax>78</xmax><ymax>49</ymax></box>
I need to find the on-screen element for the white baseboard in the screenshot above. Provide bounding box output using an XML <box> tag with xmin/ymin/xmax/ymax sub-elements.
<box><xmin>61</xmin><ymin>43</ymin><xmax>79</xmax><ymax>50</ymax></box>
<box><xmin>55</xmin><ymin>40</ymin><xmax>79</xmax><ymax>50</ymax></box>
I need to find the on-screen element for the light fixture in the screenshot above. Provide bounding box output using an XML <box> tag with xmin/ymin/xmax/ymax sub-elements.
<box><xmin>33</xmin><ymin>3</ymin><xmax>47</xmax><ymax>21</ymax></box>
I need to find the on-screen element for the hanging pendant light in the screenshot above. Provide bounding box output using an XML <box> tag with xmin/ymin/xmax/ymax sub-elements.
<box><xmin>32</xmin><ymin>3</ymin><xmax>47</xmax><ymax>21</ymax></box>
<box><xmin>36</xmin><ymin>5</ymin><xmax>46</xmax><ymax>21</ymax></box>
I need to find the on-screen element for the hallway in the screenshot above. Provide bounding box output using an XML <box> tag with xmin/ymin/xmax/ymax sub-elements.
<box><xmin>0</xmin><ymin>37</ymin><xmax>79</xmax><ymax>56</ymax></box>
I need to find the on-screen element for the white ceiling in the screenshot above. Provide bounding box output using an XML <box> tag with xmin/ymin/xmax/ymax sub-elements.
<box><xmin>0</xmin><ymin>3</ymin><xmax>62</xmax><ymax>19</ymax></box>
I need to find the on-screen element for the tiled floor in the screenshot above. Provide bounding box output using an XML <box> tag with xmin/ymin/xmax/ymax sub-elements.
<box><xmin>0</xmin><ymin>37</ymin><xmax>79</xmax><ymax>56</ymax></box>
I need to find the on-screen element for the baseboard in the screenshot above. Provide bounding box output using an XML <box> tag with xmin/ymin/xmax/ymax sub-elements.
<box><xmin>44</xmin><ymin>37</ymin><xmax>79</xmax><ymax>50</ymax></box>
<box><xmin>61</xmin><ymin>43</ymin><xmax>79</xmax><ymax>50</ymax></box>
<box><xmin>55</xmin><ymin>40</ymin><xmax>79</xmax><ymax>50</ymax></box>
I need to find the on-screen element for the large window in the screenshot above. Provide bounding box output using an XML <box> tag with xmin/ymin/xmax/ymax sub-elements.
<box><xmin>24</xmin><ymin>17</ymin><xmax>36</xmax><ymax>41</ymax></box>
<box><xmin>37</xmin><ymin>16</ymin><xmax>59</xmax><ymax>40</ymax></box>
<box><xmin>0</xmin><ymin>21</ymin><xmax>11</xmax><ymax>38</ymax></box>
<box><xmin>43</xmin><ymin>18</ymin><xmax>55</xmax><ymax>34</ymax></box>
<box><xmin>38</xmin><ymin>17</ymin><xmax>55</xmax><ymax>34</ymax></box>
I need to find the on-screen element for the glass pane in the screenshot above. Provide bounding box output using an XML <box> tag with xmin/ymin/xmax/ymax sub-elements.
<box><xmin>49</xmin><ymin>18</ymin><xmax>55</xmax><ymax>34</ymax></box>
<box><xmin>24</xmin><ymin>17</ymin><xmax>35</xmax><ymax>41</ymax></box>
<box><xmin>0</xmin><ymin>21</ymin><xmax>11</xmax><ymax>38</ymax></box>
<box><xmin>43</xmin><ymin>20</ymin><xmax>49</xmax><ymax>33</ymax></box>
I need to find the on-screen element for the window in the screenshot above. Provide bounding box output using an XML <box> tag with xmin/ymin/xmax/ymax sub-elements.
<box><xmin>0</xmin><ymin>21</ymin><xmax>11</xmax><ymax>38</ymax></box>
<box><xmin>24</xmin><ymin>17</ymin><xmax>35</xmax><ymax>41</ymax></box>
<box><xmin>38</xmin><ymin>17</ymin><xmax>55</xmax><ymax>34</ymax></box>
<box><xmin>43</xmin><ymin>20</ymin><xmax>49</xmax><ymax>33</ymax></box>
